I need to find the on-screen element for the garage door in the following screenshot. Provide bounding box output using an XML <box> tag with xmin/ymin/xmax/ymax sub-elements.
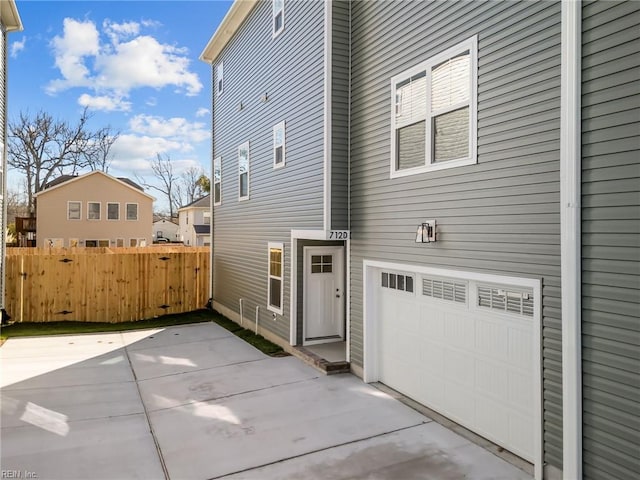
<box><xmin>377</xmin><ymin>270</ymin><xmax>536</xmax><ymax>461</ymax></box>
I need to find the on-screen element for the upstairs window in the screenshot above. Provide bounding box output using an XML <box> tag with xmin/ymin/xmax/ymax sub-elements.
<box><xmin>68</xmin><ymin>201</ymin><xmax>81</xmax><ymax>220</ymax></box>
<box><xmin>88</xmin><ymin>202</ymin><xmax>101</xmax><ymax>220</ymax></box>
<box><xmin>216</xmin><ymin>62</ymin><xmax>223</xmax><ymax>95</ymax></box>
<box><xmin>126</xmin><ymin>203</ymin><xmax>138</xmax><ymax>221</ymax></box>
<box><xmin>273</xmin><ymin>121</ymin><xmax>285</xmax><ymax>169</ymax></box>
<box><xmin>203</xmin><ymin>212</ymin><xmax>211</xmax><ymax>225</ymax></box>
<box><xmin>391</xmin><ymin>36</ymin><xmax>477</xmax><ymax>178</ymax></box>
<box><xmin>214</xmin><ymin>156</ymin><xmax>222</xmax><ymax>206</ymax></box>
<box><xmin>273</xmin><ymin>0</ymin><xmax>284</xmax><ymax>37</ymax></box>
<box><xmin>267</xmin><ymin>242</ymin><xmax>284</xmax><ymax>314</ymax></box>
<box><xmin>238</xmin><ymin>142</ymin><xmax>250</xmax><ymax>201</ymax></box>
<box><xmin>107</xmin><ymin>202</ymin><xmax>119</xmax><ymax>220</ymax></box>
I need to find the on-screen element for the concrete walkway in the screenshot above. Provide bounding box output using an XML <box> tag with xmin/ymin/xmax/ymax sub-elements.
<box><xmin>1</xmin><ymin>322</ymin><xmax>532</xmax><ymax>480</ymax></box>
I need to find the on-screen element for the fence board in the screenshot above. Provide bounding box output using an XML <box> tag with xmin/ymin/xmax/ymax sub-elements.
<box><xmin>4</xmin><ymin>247</ymin><xmax>210</xmax><ymax>323</ymax></box>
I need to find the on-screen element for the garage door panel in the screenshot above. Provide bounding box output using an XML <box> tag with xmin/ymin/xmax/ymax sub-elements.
<box><xmin>376</xmin><ymin>268</ymin><xmax>536</xmax><ymax>462</ymax></box>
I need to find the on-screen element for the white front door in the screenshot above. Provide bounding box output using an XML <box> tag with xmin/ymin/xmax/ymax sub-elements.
<box><xmin>303</xmin><ymin>246</ymin><xmax>344</xmax><ymax>345</ymax></box>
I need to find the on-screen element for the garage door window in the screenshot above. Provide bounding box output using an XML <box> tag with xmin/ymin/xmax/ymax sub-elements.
<box><xmin>381</xmin><ymin>272</ymin><xmax>414</xmax><ymax>293</ymax></box>
<box><xmin>478</xmin><ymin>284</ymin><xmax>534</xmax><ymax>317</ymax></box>
<box><xmin>422</xmin><ymin>277</ymin><xmax>467</xmax><ymax>304</ymax></box>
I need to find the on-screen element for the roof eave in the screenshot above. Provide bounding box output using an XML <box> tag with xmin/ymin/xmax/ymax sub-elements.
<box><xmin>2</xmin><ymin>0</ymin><xmax>24</xmax><ymax>32</ymax></box>
<box><xmin>199</xmin><ymin>0</ymin><xmax>259</xmax><ymax>64</ymax></box>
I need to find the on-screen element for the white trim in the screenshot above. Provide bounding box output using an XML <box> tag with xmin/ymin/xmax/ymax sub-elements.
<box><xmin>362</xmin><ymin>259</ymin><xmax>543</xmax><ymax>479</ymax></box>
<box><xmin>561</xmin><ymin>2</ymin><xmax>582</xmax><ymax>479</ymax></box>
<box><xmin>238</xmin><ymin>141</ymin><xmax>250</xmax><ymax>201</ymax></box>
<box><xmin>273</xmin><ymin>121</ymin><xmax>286</xmax><ymax>169</ymax></box>
<box><xmin>267</xmin><ymin>242</ymin><xmax>285</xmax><ymax>315</ymax></box>
<box><xmin>106</xmin><ymin>202</ymin><xmax>120</xmax><ymax>221</ymax></box>
<box><xmin>200</xmin><ymin>0</ymin><xmax>259</xmax><ymax>63</ymax></box>
<box><xmin>289</xmin><ymin>236</ymin><xmax>298</xmax><ymax>345</ymax></box>
<box><xmin>346</xmin><ymin>238</ymin><xmax>351</xmax><ymax>362</ymax></box>
<box><xmin>213</xmin><ymin>156</ymin><xmax>221</xmax><ymax>206</ymax></box>
<box><xmin>87</xmin><ymin>201</ymin><xmax>101</xmax><ymax>220</ymax></box>
<box><xmin>125</xmin><ymin>203</ymin><xmax>139</xmax><ymax>221</ymax></box>
<box><xmin>291</xmin><ymin>229</ymin><xmax>326</xmax><ymax>241</ymax></box>
<box><xmin>67</xmin><ymin>201</ymin><xmax>82</xmax><ymax>220</ymax></box>
<box><xmin>272</xmin><ymin>0</ymin><xmax>284</xmax><ymax>38</ymax></box>
<box><xmin>390</xmin><ymin>35</ymin><xmax>478</xmax><ymax>179</ymax></box>
<box><xmin>323</xmin><ymin>0</ymin><xmax>332</xmax><ymax>232</ymax></box>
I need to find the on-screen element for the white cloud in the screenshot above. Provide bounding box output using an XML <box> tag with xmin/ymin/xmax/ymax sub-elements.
<box><xmin>111</xmin><ymin>134</ymin><xmax>182</xmax><ymax>166</ymax></box>
<box><xmin>78</xmin><ymin>93</ymin><xmax>131</xmax><ymax>112</ymax></box>
<box><xmin>129</xmin><ymin>114</ymin><xmax>210</xmax><ymax>144</ymax></box>
<box><xmin>11</xmin><ymin>37</ymin><xmax>26</xmax><ymax>58</ymax></box>
<box><xmin>46</xmin><ymin>17</ymin><xmax>202</xmax><ymax>105</ymax></box>
<box><xmin>195</xmin><ymin>108</ymin><xmax>210</xmax><ymax>118</ymax></box>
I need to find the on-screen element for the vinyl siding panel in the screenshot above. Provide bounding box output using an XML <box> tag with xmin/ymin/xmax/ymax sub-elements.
<box><xmin>349</xmin><ymin>0</ymin><xmax>562</xmax><ymax>469</ymax></box>
<box><xmin>581</xmin><ymin>2</ymin><xmax>640</xmax><ymax>479</ymax></box>
<box><xmin>331</xmin><ymin>0</ymin><xmax>349</xmax><ymax>230</ymax></box>
<box><xmin>211</xmin><ymin>0</ymin><xmax>325</xmax><ymax>342</ymax></box>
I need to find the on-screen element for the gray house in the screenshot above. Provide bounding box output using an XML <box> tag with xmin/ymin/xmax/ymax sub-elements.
<box><xmin>1</xmin><ymin>0</ymin><xmax>23</xmax><ymax>319</ymax></box>
<box><xmin>200</xmin><ymin>1</ymin><xmax>639</xmax><ymax>480</ymax></box>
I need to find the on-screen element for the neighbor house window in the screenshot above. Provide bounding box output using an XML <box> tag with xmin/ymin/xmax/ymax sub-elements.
<box><xmin>88</xmin><ymin>202</ymin><xmax>101</xmax><ymax>220</ymax></box>
<box><xmin>391</xmin><ymin>36</ymin><xmax>477</xmax><ymax>178</ymax></box>
<box><xmin>126</xmin><ymin>203</ymin><xmax>138</xmax><ymax>220</ymax></box>
<box><xmin>203</xmin><ymin>212</ymin><xmax>211</xmax><ymax>225</ymax></box>
<box><xmin>238</xmin><ymin>142</ymin><xmax>250</xmax><ymax>200</ymax></box>
<box><xmin>116</xmin><ymin>238</ymin><xmax>124</xmax><ymax>247</ymax></box>
<box><xmin>273</xmin><ymin>121</ymin><xmax>285</xmax><ymax>168</ymax></box>
<box><xmin>214</xmin><ymin>156</ymin><xmax>222</xmax><ymax>205</ymax></box>
<box><xmin>267</xmin><ymin>242</ymin><xmax>284</xmax><ymax>314</ymax></box>
<box><xmin>68</xmin><ymin>201</ymin><xmax>81</xmax><ymax>220</ymax></box>
<box><xmin>216</xmin><ymin>62</ymin><xmax>223</xmax><ymax>96</ymax></box>
<box><xmin>107</xmin><ymin>203</ymin><xmax>120</xmax><ymax>220</ymax></box>
<box><xmin>129</xmin><ymin>238</ymin><xmax>138</xmax><ymax>247</ymax></box>
<box><xmin>273</xmin><ymin>0</ymin><xmax>284</xmax><ymax>37</ymax></box>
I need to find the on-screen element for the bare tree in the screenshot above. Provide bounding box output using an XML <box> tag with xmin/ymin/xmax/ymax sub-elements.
<box><xmin>136</xmin><ymin>153</ymin><xmax>181</xmax><ymax>219</ymax></box>
<box><xmin>7</xmin><ymin>108</ymin><xmax>115</xmax><ymax>212</ymax></box>
<box><xmin>179</xmin><ymin>166</ymin><xmax>207</xmax><ymax>205</ymax></box>
<box><xmin>86</xmin><ymin>126</ymin><xmax>120</xmax><ymax>173</ymax></box>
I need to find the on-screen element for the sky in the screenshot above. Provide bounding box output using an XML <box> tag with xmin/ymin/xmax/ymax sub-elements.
<box><xmin>7</xmin><ymin>0</ymin><xmax>232</xmax><ymax>207</ymax></box>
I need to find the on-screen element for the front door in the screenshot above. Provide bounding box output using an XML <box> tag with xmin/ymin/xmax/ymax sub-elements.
<box><xmin>303</xmin><ymin>246</ymin><xmax>345</xmax><ymax>345</ymax></box>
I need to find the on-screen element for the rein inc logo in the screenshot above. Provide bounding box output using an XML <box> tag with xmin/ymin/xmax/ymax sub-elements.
<box><xmin>1</xmin><ymin>472</ymin><xmax>37</xmax><ymax>479</ymax></box>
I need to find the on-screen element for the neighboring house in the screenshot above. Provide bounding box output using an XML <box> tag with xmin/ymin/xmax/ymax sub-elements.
<box><xmin>34</xmin><ymin>171</ymin><xmax>154</xmax><ymax>248</ymax></box>
<box><xmin>201</xmin><ymin>2</ymin><xmax>639</xmax><ymax>480</ymax></box>
<box><xmin>1</xmin><ymin>0</ymin><xmax>23</xmax><ymax>319</ymax></box>
<box><xmin>177</xmin><ymin>195</ymin><xmax>211</xmax><ymax>246</ymax></box>
<box><xmin>152</xmin><ymin>218</ymin><xmax>179</xmax><ymax>242</ymax></box>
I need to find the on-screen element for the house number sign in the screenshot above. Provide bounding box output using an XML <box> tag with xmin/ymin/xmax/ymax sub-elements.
<box><xmin>328</xmin><ymin>230</ymin><xmax>349</xmax><ymax>240</ymax></box>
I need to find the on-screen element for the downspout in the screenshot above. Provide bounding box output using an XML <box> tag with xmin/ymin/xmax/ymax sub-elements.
<box><xmin>209</xmin><ymin>64</ymin><xmax>215</xmax><ymax>305</ymax></box>
<box><xmin>560</xmin><ymin>1</ymin><xmax>582</xmax><ymax>478</ymax></box>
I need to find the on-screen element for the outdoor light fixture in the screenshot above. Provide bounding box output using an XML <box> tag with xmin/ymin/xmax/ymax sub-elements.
<box><xmin>415</xmin><ymin>220</ymin><xmax>436</xmax><ymax>243</ymax></box>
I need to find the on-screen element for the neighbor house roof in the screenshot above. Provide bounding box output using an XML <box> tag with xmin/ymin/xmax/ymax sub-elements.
<box><xmin>179</xmin><ymin>194</ymin><xmax>211</xmax><ymax>210</ymax></box>
<box><xmin>1</xmin><ymin>0</ymin><xmax>23</xmax><ymax>32</ymax></box>
<box><xmin>200</xmin><ymin>0</ymin><xmax>258</xmax><ymax>64</ymax></box>
<box><xmin>193</xmin><ymin>225</ymin><xmax>211</xmax><ymax>235</ymax></box>
<box><xmin>34</xmin><ymin>170</ymin><xmax>155</xmax><ymax>200</ymax></box>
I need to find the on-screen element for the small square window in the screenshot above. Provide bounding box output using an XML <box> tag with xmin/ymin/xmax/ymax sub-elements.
<box><xmin>88</xmin><ymin>202</ymin><xmax>100</xmax><ymax>220</ymax></box>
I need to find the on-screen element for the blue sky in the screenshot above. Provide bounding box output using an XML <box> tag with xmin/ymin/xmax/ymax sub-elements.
<box><xmin>8</xmin><ymin>0</ymin><xmax>232</xmax><ymax>202</ymax></box>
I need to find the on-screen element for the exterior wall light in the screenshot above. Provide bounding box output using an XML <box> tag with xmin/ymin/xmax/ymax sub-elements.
<box><xmin>415</xmin><ymin>220</ymin><xmax>436</xmax><ymax>243</ymax></box>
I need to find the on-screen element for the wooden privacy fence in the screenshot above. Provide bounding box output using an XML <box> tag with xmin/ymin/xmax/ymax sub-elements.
<box><xmin>5</xmin><ymin>246</ymin><xmax>210</xmax><ymax>323</ymax></box>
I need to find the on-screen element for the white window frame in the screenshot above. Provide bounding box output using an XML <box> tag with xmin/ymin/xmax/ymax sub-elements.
<box><xmin>267</xmin><ymin>242</ymin><xmax>284</xmax><ymax>314</ymax></box>
<box><xmin>129</xmin><ymin>238</ymin><xmax>138</xmax><ymax>247</ymax></box>
<box><xmin>107</xmin><ymin>202</ymin><xmax>120</xmax><ymax>221</ymax></box>
<box><xmin>87</xmin><ymin>201</ymin><xmax>101</xmax><ymax>220</ymax></box>
<box><xmin>126</xmin><ymin>203</ymin><xmax>138</xmax><ymax>221</ymax></box>
<box><xmin>273</xmin><ymin>121</ymin><xmax>286</xmax><ymax>169</ymax></box>
<box><xmin>67</xmin><ymin>201</ymin><xmax>81</xmax><ymax>220</ymax></box>
<box><xmin>273</xmin><ymin>0</ymin><xmax>284</xmax><ymax>38</ymax></box>
<box><xmin>216</xmin><ymin>62</ymin><xmax>223</xmax><ymax>96</ymax></box>
<box><xmin>116</xmin><ymin>238</ymin><xmax>124</xmax><ymax>247</ymax></box>
<box><xmin>203</xmin><ymin>212</ymin><xmax>211</xmax><ymax>225</ymax></box>
<box><xmin>238</xmin><ymin>141</ymin><xmax>250</xmax><ymax>201</ymax></box>
<box><xmin>390</xmin><ymin>36</ymin><xmax>478</xmax><ymax>179</ymax></box>
<box><xmin>213</xmin><ymin>156</ymin><xmax>222</xmax><ymax>206</ymax></box>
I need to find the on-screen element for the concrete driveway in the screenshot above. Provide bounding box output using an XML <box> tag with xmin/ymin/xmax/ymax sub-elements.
<box><xmin>1</xmin><ymin>322</ymin><xmax>531</xmax><ymax>480</ymax></box>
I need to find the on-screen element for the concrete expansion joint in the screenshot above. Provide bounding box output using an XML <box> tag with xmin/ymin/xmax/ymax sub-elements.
<box><xmin>209</xmin><ymin>422</ymin><xmax>428</xmax><ymax>480</ymax></box>
<box><xmin>135</xmin><ymin>358</ymin><xmax>265</xmax><ymax>383</ymax></box>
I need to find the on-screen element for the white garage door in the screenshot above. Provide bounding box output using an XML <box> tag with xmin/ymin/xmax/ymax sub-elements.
<box><xmin>376</xmin><ymin>270</ymin><xmax>536</xmax><ymax>461</ymax></box>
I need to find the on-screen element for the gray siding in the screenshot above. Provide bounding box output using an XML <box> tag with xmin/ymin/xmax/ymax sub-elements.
<box><xmin>349</xmin><ymin>0</ymin><xmax>563</xmax><ymax>469</ymax></box>
<box><xmin>331</xmin><ymin>0</ymin><xmax>350</xmax><ymax>230</ymax></box>
<box><xmin>581</xmin><ymin>2</ymin><xmax>640</xmax><ymax>479</ymax></box>
<box><xmin>212</xmin><ymin>0</ymin><xmax>325</xmax><ymax>341</ymax></box>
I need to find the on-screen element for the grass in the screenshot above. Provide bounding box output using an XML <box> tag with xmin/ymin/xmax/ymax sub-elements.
<box><xmin>0</xmin><ymin>309</ymin><xmax>286</xmax><ymax>357</ymax></box>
